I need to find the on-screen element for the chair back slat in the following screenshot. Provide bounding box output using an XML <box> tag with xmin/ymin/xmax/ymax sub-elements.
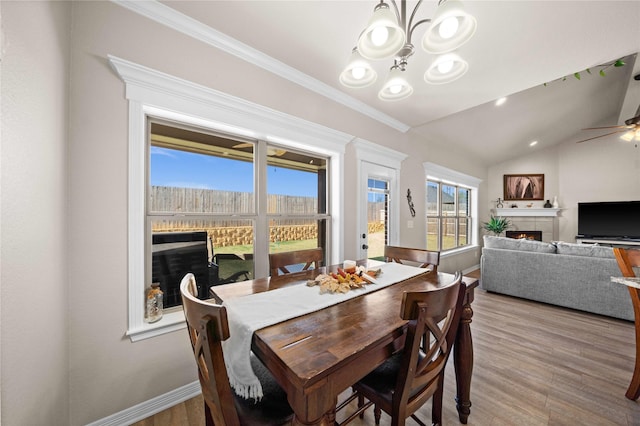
<box><xmin>384</xmin><ymin>245</ymin><xmax>440</xmax><ymax>272</ymax></box>
<box><xmin>269</xmin><ymin>247</ymin><xmax>323</xmax><ymax>276</ymax></box>
<box><xmin>180</xmin><ymin>274</ymin><xmax>241</xmax><ymax>426</ymax></box>
<box><xmin>396</xmin><ymin>272</ymin><xmax>465</xmax><ymax>418</ymax></box>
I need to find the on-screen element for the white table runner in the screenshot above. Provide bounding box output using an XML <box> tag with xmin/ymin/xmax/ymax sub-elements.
<box><xmin>221</xmin><ymin>262</ymin><xmax>429</xmax><ymax>400</ymax></box>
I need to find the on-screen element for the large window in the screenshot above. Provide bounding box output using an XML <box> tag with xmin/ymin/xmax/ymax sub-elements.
<box><xmin>148</xmin><ymin>121</ymin><xmax>330</xmax><ymax>312</ymax></box>
<box><xmin>111</xmin><ymin>56</ymin><xmax>349</xmax><ymax>341</ymax></box>
<box><xmin>426</xmin><ymin>180</ymin><xmax>471</xmax><ymax>251</ymax></box>
<box><xmin>424</xmin><ymin>162</ymin><xmax>480</xmax><ymax>253</ymax></box>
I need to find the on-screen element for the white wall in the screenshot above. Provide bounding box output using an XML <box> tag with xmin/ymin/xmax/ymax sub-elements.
<box><xmin>1</xmin><ymin>1</ymin><xmax>70</xmax><ymax>424</ymax></box>
<box><xmin>2</xmin><ymin>1</ymin><xmax>486</xmax><ymax>424</ymax></box>
<box><xmin>488</xmin><ymin>135</ymin><xmax>640</xmax><ymax>243</ymax></box>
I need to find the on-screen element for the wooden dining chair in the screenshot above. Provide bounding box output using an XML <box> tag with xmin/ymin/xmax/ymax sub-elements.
<box><xmin>613</xmin><ymin>247</ymin><xmax>640</xmax><ymax>400</ymax></box>
<box><xmin>384</xmin><ymin>245</ymin><xmax>440</xmax><ymax>273</ymax></box>
<box><xmin>269</xmin><ymin>247</ymin><xmax>323</xmax><ymax>276</ymax></box>
<box><xmin>341</xmin><ymin>272</ymin><xmax>465</xmax><ymax>426</ymax></box>
<box><xmin>179</xmin><ymin>273</ymin><xmax>294</xmax><ymax>425</ymax></box>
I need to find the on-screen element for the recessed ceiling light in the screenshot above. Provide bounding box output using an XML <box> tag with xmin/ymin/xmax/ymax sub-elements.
<box><xmin>529</xmin><ymin>140</ymin><xmax>538</xmax><ymax>147</ymax></box>
<box><xmin>495</xmin><ymin>97</ymin><xmax>507</xmax><ymax>106</ymax></box>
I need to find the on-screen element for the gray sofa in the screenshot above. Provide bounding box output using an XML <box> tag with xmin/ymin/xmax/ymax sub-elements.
<box><xmin>480</xmin><ymin>235</ymin><xmax>634</xmax><ymax>321</ymax></box>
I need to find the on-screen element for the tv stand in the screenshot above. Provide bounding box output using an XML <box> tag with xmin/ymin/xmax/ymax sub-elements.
<box><xmin>576</xmin><ymin>237</ymin><xmax>640</xmax><ymax>247</ymax></box>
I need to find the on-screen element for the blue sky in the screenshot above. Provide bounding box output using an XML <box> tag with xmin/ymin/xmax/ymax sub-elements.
<box><xmin>150</xmin><ymin>147</ymin><xmax>318</xmax><ymax>197</ymax></box>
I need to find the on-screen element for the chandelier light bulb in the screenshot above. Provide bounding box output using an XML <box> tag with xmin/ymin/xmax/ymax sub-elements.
<box><xmin>389</xmin><ymin>84</ymin><xmax>402</xmax><ymax>94</ymax></box>
<box><xmin>437</xmin><ymin>59</ymin><xmax>454</xmax><ymax>74</ymax></box>
<box><xmin>351</xmin><ymin>67</ymin><xmax>366</xmax><ymax>80</ymax></box>
<box><xmin>371</xmin><ymin>26</ymin><xmax>390</xmax><ymax>47</ymax></box>
<box><xmin>438</xmin><ymin>16</ymin><xmax>459</xmax><ymax>39</ymax></box>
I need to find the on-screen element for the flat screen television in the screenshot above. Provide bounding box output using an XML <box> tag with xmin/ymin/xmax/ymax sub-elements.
<box><xmin>577</xmin><ymin>201</ymin><xmax>640</xmax><ymax>240</ymax></box>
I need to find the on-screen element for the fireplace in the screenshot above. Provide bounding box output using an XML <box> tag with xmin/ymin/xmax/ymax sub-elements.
<box><xmin>505</xmin><ymin>230</ymin><xmax>542</xmax><ymax>241</ymax></box>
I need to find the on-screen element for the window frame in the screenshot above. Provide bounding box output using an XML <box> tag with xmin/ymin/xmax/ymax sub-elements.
<box><xmin>110</xmin><ymin>56</ymin><xmax>350</xmax><ymax>341</ymax></box>
<box><xmin>427</xmin><ymin>180</ymin><xmax>471</xmax><ymax>251</ymax></box>
<box><xmin>423</xmin><ymin>162</ymin><xmax>481</xmax><ymax>255</ymax></box>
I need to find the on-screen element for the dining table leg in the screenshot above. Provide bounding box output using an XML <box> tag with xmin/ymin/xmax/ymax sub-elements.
<box><xmin>453</xmin><ymin>289</ymin><xmax>475</xmax><ymax>424</ymax></box>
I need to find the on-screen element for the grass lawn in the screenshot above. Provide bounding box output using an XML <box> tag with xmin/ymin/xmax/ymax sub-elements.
<box><xmin>214</xmin><ymin>235</ymin><xmax>466</xmax><ymax>282</ymax></box>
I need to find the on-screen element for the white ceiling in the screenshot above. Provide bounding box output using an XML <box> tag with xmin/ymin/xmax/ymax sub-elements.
<box><xmin>159</xmin><ymin>0</ymin><xmax>640</xmax><ymax>165</ymax></box>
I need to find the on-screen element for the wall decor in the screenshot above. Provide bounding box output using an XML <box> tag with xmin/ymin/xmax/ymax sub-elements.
<box><xmin>406</xmin><ymin>189</ymin><xmax>416</xmax><ymax>217</ymax></box>
<box><xmin>503</xmin><ymin>174</ymin><xmax>544</xmax><ymax>201</ymax></box>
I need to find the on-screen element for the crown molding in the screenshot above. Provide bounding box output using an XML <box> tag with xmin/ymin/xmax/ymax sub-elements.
<box><xmin>111</xmin><ymin>0</ymin><xmax>411</xmax><ymax>133</ymax></box>
<box><xmin>352</xmin><ymin>138</ymin><xmax>408</xmax><ymax>170</ymax></box>
<box><xmin>108</xmin><ymin>55</ymin><xmax>353</xmax><ymax>151</ymax></box>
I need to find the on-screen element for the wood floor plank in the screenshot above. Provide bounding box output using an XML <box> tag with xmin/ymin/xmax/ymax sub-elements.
<box><xmin>133</xmin><ymin>275</ymin><xmax>640</xmax><ymax>426</ymax></box>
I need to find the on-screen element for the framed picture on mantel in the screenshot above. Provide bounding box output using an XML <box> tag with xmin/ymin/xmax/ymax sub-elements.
<box><xmin>503</xmin><ymin>174</ymin><xmax>544</xmax><ymax>201</ymax></box>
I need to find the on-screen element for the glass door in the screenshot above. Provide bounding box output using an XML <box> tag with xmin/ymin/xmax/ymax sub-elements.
<box><xmin>366</xmin><ymin>178</ymin><xmax>389</xmax><ymax>260</ymax></box>
<box><xmin>359</xmin><ymin>162</ymin><xmax>398</xmax><ymax>260</ymax></box>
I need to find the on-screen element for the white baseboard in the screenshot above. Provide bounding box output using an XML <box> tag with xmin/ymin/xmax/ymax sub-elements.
<box><xmin>86</xmin><ymin>381</ymin><xmax>201</xmax><ymax>426</ymax></box>
<box><xmin>462</xmin><ymin>264</ymin><xmax>480</xmax><ymax>275</ymax></box>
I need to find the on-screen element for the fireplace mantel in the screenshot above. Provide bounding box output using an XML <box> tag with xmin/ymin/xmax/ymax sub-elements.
<box><xmin>492</xmin><ymin>208</ymin><xmax>561</xmax><ymax>217</ymax></box>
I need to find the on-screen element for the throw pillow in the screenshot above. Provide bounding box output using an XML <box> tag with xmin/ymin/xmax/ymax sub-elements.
<box><xmin>483</xmin><ymin>235</ymin><xmax>556</xmax><ymax>253</ymax></box>
<box><xmin>554</xmin><ymin>242</ymin><xmax>615</xmax><ymax>258</ymax></box>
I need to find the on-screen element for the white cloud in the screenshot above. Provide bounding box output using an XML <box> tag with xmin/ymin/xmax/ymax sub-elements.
<box><xmin>150</xmin><ymin>147</ymin><xmax>177</xmax><ymax>158</ymax></box>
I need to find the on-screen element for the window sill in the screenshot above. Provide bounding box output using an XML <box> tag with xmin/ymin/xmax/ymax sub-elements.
<box><xmin>126</xmin><ymin>310</ymin><xmax>186</xmax><ymax>342</ymax></box>
<box><xmin>440</xmin><ymin>245</ymin><xmax>479</xmax><ymax>258</ymax></box>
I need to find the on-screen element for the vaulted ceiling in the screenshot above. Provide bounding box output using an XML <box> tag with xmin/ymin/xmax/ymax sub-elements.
<box><xmin>156</xmin><ymin>0</ymin><xmax>640</xmax><ymax>165</ymax></box>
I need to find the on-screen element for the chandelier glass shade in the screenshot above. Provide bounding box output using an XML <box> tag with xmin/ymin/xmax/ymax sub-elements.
<box><xmin>422</xmin><ymin>0</ymin><xmax>477</xmax><ymax>54</ymax></box>
<box><xmin>357</xmin><ymin>2</ymin><xmax>406</xmax><ymax>60</ymax></box>
<box><xmin>424</xmin><ymin>53</ymin><xmax>469</xmax><ymax>84</ymax></box>
<box><xmin>339</xmin><ymin>48</ymin><xmax>378</xmax><ymax>88</ymax></box>
<box><xmin>379</xmin><ymin>66</ymin><xmax>414</xmax><ymax>101</ymax></box>
<box><xmin>339</xmin><ymin>0</ymin><xmax>477</xmax><ymax>101</ymax></box>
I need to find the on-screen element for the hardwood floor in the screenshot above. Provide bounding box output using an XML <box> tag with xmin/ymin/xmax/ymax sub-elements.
<box><xmin>133</xmin><ymin>270</ymin><xmax>640</xmax><ymax>425</ymax></box>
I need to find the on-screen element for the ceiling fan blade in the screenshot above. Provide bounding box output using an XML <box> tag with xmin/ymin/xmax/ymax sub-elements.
<box><xmin>576</xmin><ymin>129</ymin><xmax>627</xmax><ymax>143</ymax></box>
<box><xmin>582</xmin><ymin>125</ymin><xmax>630</xmax><ymax>130</ymax></box>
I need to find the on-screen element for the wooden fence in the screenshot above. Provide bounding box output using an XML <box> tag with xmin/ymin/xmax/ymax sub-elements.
<box><xmin>150</xmin><ymin>186</ymin><xmax>387</xmax><ymax>247</ymax></box>
<box><xmin>151</xmin><ymin>186</ymin><xmax>386</xmax><ymax>222</ymax></box>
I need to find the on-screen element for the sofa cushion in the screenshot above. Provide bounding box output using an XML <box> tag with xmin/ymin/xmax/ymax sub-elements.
<box><xmin>483</xmin><ymin>235</ymin><xmax>556</xmax><ymax>253</ymax></box>
<box><xmin>554</xmin><ymin>241</ymin><xmax>615</xmax><ymax>258</ymax></box>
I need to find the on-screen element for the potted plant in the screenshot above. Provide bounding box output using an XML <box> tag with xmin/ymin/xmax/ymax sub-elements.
<box><xmin>482</xmin><ymin>215</ymin><xmax>512</xmax><ymax>236</ymax></box>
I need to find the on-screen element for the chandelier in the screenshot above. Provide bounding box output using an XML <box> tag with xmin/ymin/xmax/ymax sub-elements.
<box><xmin>339</xmin><ymin>0</ymin><xmax>477</xmax><ymax>101</ymax></box>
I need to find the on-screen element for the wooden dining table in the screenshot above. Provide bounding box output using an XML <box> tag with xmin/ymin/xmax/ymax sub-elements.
<box><xmin>211</xmin><ymin>263</ymin><xmax>479</xmax><ymax>425</ymax></box>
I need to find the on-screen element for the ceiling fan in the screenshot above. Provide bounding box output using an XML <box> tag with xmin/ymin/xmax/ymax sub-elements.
<box><xmin>576</xmin><ymin>103</ymin><xmax>640</xmax><ymax>144</ymax></box>
<box><xmin>232</xmin><ymin>143</ymin><xmax>287</xmax><ymax>157</ymax></box>
<box><xmin>577</xmin><ymin>74</ymin><xmax>640</xmax><ymax>144</ymax></box>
